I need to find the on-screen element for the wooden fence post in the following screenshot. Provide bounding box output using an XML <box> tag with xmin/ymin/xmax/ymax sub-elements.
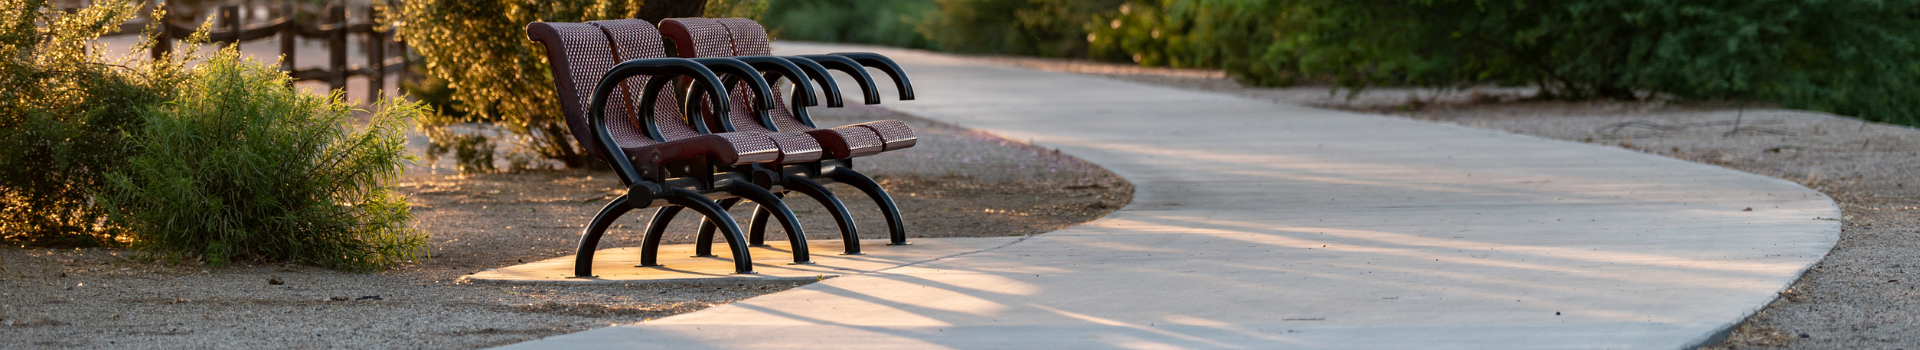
<box><xmin>328</xmin><ymin>4</ymin><xmax>346</xmax><ymax>93</ymax></box>
<box><xmin>366</xmin><ymin>6</ymin><xmax>384</xmax><ymax>102</ymax></box>
<box><xmin>150</xmin><ymin>0</ymin><xmax>170</xmax><ymax>61</ymax></box>
<box><xmin>217</xmin><ymin>6</ymin><xmax>239</xmax><ymax>50</ymax></box>
<box><xmin>279</xmin><ymin>2</ymin><xmax>295</xmax><ymax>74</ymax></box>
<box><xmin>389</xmin><ymin>0</ymin><xmax>407</xmax><ymax>86</ymax></box>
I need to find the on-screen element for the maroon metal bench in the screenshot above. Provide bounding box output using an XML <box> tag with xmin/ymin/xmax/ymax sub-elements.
<box><xmin>525</xmin><ymin>21</ymin><xmax>814</xmax><ymax>276</ymax></box>
<box><xmin>655</xmin><ymin>18</ymin><xmax>919</xmax><ymax>255</ymax></box>
<box><xmin>582</xmin><ymin>19</ymin><xmax>856</xmax><ymax>262</ymax></box>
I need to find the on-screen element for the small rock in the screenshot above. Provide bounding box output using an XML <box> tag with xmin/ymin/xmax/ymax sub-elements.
<box><xmin>355</xmin><ymin>295</ymin><xmax>382</xmax><ymax>301</ymax></box>
<box><xmin>3</xmin><ymin>319</ymin><xmax>13</xmax><ymax>326</ymax></box>
<box><xmin>1742</xmin><ymin>207</ymin><xmax>1753</xmax><ymax>212</ymax></box>
<box><xmin>1800</xmin><ymin>333</ymin><xmax>1812</xmax><ymax>338</ymax></box>
<box><xmin>268</xmin><ymin>276</ymin><xmax>284</xmax><ymax>285</ymax></box>
<box><xmin>330</xmin><ymin>296</ymin><xmax>349</xmax><ymax>301</ymax></box>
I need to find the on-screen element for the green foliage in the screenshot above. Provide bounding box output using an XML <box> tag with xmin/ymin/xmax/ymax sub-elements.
<box><xmin>399</xmin><ymin>0</ymin><xmax>639</xmax><ymax>170</ymax></box>
<box><xmin>401</xmin><ymin>66</ymin><xmax>497</xmax><ymax>173</ymax></box>
<box><xmin>919</xmin><ymin>0</ymin><xmax>1124</xmax><ymax>57</ymax></box>
<box><xmin>760</xmin><ymin>0</ymin><xmax>1118</xmax><ymax>57</ymax></box>
<box><xmin>762</xmin><ymin>0</ymin><xmax>937</xmax><ymax>49</ymax></box>
<box><xmin>1091</xmin><ymin>0</ymin><xmax>1920</xmax><ymax>126</ymax></box>
<box><xmin>0</xmin><ymin>0</ymin><xmax>187</xmax><ymax>246</ymax></box>
<box><xmin>102</xmin><ymin>48</ymin><xmax>425</xmax><ymax>271</ymax></box>
<box><xmin>705</xmin><ymin>0</ymin><xmax>772</xmax><ymax>19</ymax></box>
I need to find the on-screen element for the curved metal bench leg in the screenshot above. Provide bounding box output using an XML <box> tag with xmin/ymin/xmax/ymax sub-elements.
<box><xmin>747</xmin><ymin>192</ymin><xmax>786</xmax><ymax>246</ymax></box>
<box><xmin>639</xmin><ymin>206</ymin><xmax>683</xmax><ymax>267</ymax></box>
<box><xmin>783</xmin><ymin>174</ymin><xmax>861</xmax><ymax>254</ymax></box>
<box><xmin>829</xmin><ymin>167</ymin><xmax>908</xmax><ymax>245</ymax></box>
<box><xmin>695</xmin><ymin>198</ymin><xmax>746</xmax><ymax>257</ymax></box>
<box><xmin>725</xmin><ymin>184</ymin><xmax>811</xmax><ymax>264</ymax></box>
<box><xmin>574</xmin><ymin>194</ymin><xmax>633</xmax><ymax>277</ymax></box>
<box><xmin>663</xmin><ymin>188</ymin><xmax>755</xmax><ymax>274</ymax></box>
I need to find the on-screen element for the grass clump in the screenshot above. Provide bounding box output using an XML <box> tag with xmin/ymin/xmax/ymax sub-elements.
<box><xmin>102</xmin><ymin>48</ymin><xmax>426</xmax><ymax>271</ymax></box>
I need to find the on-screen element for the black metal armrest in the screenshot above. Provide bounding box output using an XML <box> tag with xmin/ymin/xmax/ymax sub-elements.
<box><xmin>684</xmin><ymin>76</ymin><xmax>751</xmax><ymax>133</ymax></box>
<box><xmin>639</xmin><ymin>75</ymin><xmax>712</xmax><ymax>134</ymax></box>
<box><xmin>782</xmin><ymin>56</ymin><xmax>843</xmax><ymax>108</ymax></box>
<box><xmin>830</xmin><ymin>52</ymin><xmax>914</xmax><ymax>101</ymax></box>
<box><xmin>590</xmin><ymin>57</ymin><xmax>730</xmax><ymax>186</ymax></box>
<box><xmin>731</xmin><ymin>56</ymin><xmax>817</xmax><ymax>108</ymax></box>
<box><xmin>688</xmin><ymin>57</ymin><xmax>774</xmax><ymax>111</ymax></box>
<box><xmin>798</xmin><ymin>54</ymin><xmax>881</xmax><ymax>105</ymax></box>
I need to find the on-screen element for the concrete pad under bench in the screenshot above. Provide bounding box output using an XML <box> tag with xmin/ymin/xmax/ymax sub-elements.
<box><xmin>462</xmin><ymin>237</ymin><xmax>1024</xmax><ymax>284</ymax></box>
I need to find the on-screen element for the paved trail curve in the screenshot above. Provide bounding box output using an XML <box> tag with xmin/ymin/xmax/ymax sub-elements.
<box><xmin>503</xmin><ymin>43</ymin><xmax>1838</xmax><ymax>349</ymax></box>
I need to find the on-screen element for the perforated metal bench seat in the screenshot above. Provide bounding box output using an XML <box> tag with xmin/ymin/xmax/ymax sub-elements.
<box><xmin>527</xmin><ymin>22</ymin><xmax>770</xmax><ymax>169</ymax></box>
<box><xmin>652</xmin><ymin>17</ymin><xmax>918</xmax><ymax>252</ymax></box>
<box><xmin>592</xmin><ymin>19</ymin><xmax>826</xmax><ymax>165</ymax></box>
<box><xmin>660</xmin><ymin>18</ymin><xmax>918</xmax><ymax>159</ymax></box>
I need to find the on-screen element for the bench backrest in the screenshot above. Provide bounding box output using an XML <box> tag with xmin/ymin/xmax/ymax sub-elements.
<box><xmin>659</xmin><ymin>18</ymin><xmax>807</xmax><ymax>133</ymax></box>
<box><xmin>589</xmin><ymin>19</ymin><xmax>710</xmax><ymax>142</ymax></box>
<box><xmin>525</xmin><ymin>22</ymin><xmax>658</xmax><ymax>161</ymax></box>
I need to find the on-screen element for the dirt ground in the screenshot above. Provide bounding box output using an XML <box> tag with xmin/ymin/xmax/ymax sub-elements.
<box><xmin>992</xmin><ymin>56</ymin><xmax>1919</xmax><ymax>350</ymax></box>
<box><xmin>0</xmin><ymin>106</ymin><xmax>1131</xmax><ymax>349</ymax></box>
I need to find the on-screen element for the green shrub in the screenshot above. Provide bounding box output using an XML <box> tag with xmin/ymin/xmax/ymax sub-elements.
<box><xmin>398</xmin><ymin>0</ymin><xmax>768</xmax><ymax>171</ymax></box>
<box><xmin>705</xmin><ymin>0</ymin><xmax>771</xmax><ymax>19</ymax></box>
<box><xmin>1091</xmin><ymin>0</ymin><xmax>1920</xmax><ymax>126</ymax></box>
<box><xmin>762</xmin><ymin>0</ymin><xmax>937</xmax><ymax>49</ymax></box>
<box><xmin>1090</xmin><ymin>1</ymin><xmax>1317</xmax><ymax>85</ymax></box>
<box><xmin>919</xmin><ymin>0</ymin><xmax>1124</xmax><ymax>57</ymax></box>
<box><xmin>101</xmin><ymin>48</ymin><xmax>425</xmax><ymax>271</ymax></box>
<box><xmin>0</xmin><ymin>0</ymin><xmax>186</xmax><ymax>246</ymax></box>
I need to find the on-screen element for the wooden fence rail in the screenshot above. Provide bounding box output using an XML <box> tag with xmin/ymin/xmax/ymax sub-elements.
<box><xmin>100</xmin><ymin>2</ymin><xmax>407</xmax><ymax>102</ymax></box>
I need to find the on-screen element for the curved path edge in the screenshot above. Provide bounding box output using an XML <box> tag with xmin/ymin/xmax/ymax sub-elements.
<box><xmin>499</xmin><ymin>43</ymin><xmax>1839</xmax><ymax>349</ymax></box>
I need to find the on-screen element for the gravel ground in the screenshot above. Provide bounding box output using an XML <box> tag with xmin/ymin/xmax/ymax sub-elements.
<box><xmin>987</xmin><ymin>56</ymin><xmax>1920</xmax><ymax>350</ymax></box>
<box><xmin>0</xmin><ymin>106</ymin><xmax>1131</xmax><ymax>349</ymax></box>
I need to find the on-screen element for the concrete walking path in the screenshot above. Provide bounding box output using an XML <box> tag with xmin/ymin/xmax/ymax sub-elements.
<box><xmin>499</xmin><ymin>43</ymin><xmax>1839</xmax><ymax>349</ymax></box>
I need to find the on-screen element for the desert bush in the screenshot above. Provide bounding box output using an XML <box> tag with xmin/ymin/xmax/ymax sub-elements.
<box><xmin>0</xmin><ymin>0</ymin><xmax>187</xmax><ymax>246</ymax></box>
<box><xmin>398</xmin><ymin>0</ymin><xmax>768</xmax><ymax>172</ymax></box>
<box><xmin>102</xmin><ymin>47</ymin><xmax>425</xmax><ymax>271</ymax></box>
<box><xmin>1090</xmin><ymin>0</ymin><xmax>1920</xmax><ymax>126</ymax></box>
